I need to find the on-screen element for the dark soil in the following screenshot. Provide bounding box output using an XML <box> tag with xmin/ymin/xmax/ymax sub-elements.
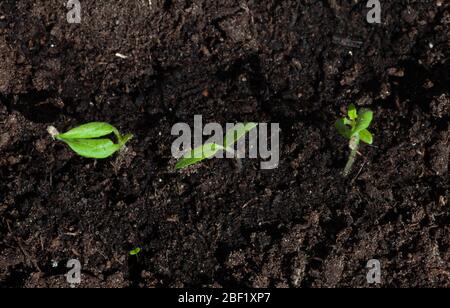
<box><xmin>0</xmin><ymin>0</ymin><xmax>449</xmax><ymax>288</ymax></box>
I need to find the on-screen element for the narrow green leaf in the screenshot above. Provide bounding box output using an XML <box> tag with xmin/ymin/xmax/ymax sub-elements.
<box><xmin>223</xmin><ymin>123</ymin><xmax>258</xmax><ymax>149</ymax></box>
<box><xmin>359</xmin><ymin>129</ymin><xmax>373</xmax><ymax>145</ymax></box>
<box><xmin>176</xmin><ymin>143</ymin><xmax>224</xmax><ymax>170</ymax></box>
<box><xmin>57</xmin><ymin>122</ymin><xmax>118</xmax><ymax>140</ymax></box>
<box><xmin>353</xmin><ymin>109</ymin><xmax>373</xmax><ymax>135</ymax></box>
<box><xmin>348</xmin><ymin>104</ymin><xmax>358</xmax><ymax>120</ymax></box>
<box><xmin>336</xmin><ymin>118</ymin><xmax>352</xmax><ymax>139</ymax></box>
<box><xmin>64</xmin><ymin>138</ymin><xmax>121</xmax><ymax>159</ymax></box>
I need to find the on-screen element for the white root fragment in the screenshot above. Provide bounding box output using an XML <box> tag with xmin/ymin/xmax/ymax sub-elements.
<box><xmin>115</xmin><ymin>53</ymin><xmax>129</xmax><ymax>59</ymax></box>
<box><xmin>47</xmin><ymin>126</ymin><xmax>60</xmax><ymax>139</ymax></box>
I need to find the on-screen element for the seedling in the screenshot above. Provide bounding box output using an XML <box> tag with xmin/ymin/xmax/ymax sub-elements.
<box><xmin>129</xmin><ymin>247</ymin><xmax>142</xmax><ymax>256</ymax></box>
<box><xmin>336</xmin><ymin>104</ymin><xmax>374</xmax><ymax>177</ymax></box>
<box><xmin>48</xmin><ymin>122</ymin><xmax>133</xmax><ymax>159</ymax></box>
<box><xmin>176</xmin><ymin>123</ymin><xmax>257</xmax><ymax>170</ymax></box>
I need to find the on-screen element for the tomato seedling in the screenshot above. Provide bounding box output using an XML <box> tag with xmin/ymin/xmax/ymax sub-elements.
<box><xmin>176</xmin><ymin>122</ymin><xmax>258</xmax><ymax>170</ymax></box>
<box><xmin>48</xmin><ymin>122</ymin><xmax>133</xmax><ymax>159</ymax></box>
<box><xmin>336</xmin><ymin>104</ymin><xmax>374</xmax><ymax>177</ymax></box>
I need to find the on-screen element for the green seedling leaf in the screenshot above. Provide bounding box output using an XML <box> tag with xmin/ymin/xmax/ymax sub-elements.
<box><xmin>359</xmin><ymin>129</ymin><xmax>373</xmax><ymax>145</ymax></box>
<box><xmin>223</xmin><ymin>123</ymin><xmax>258</xmax><ymax>149</ymax></box>
<box><xmin>57</xmin><ymin>122</ymin><xmax>118</xmax><ymax>140</ymax></box>
<box><xmin>64</xmin><ymin>138</ymin><xmax>122</xmax><ymax>159</ymax></box>
<box><xmin>53</xmin><ymin>122</ymin><xmax>132</xmax><ymax>159</ymax></box>
<box><xmin>336</xmin><ymin>105</ymin><xmax>374</xmax><ymax>177</ymax></box>
<box><xmin>176</xmin><ymin>143</ymin><xmax>225</xmax><ymax>170</ymax></box>
<box><xmin>348</xmin><ymin>104</ymin><xmax>358</xmax><ymax>120</ymax></box>
<box><xmin>336</xmin><ymin>119</ymin><xmax>352</xmax><ymax>139</ymax></box>
<box><xmin>353</xmin><ymin>109</ymin><xmax>373</xmax><ymax>135</ymax></box>
<box><xmin>176</xmin><ymin>122</ymin><xmax>257</xmax><ymax>170</ymax></box>
<box><xmin>129</xmin><ymin>248</ymin><xmax>141</xmax><ymax>256</ymax></box>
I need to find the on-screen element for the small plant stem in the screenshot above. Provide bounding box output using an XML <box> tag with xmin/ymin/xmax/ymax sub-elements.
<box><xmin>343</xmin><ymin>146</ymin><xmax>358</xmax><ymax>178</ymax></box>
<box><xmin>119</xmin><ymin>133</ymin><xmax>133</xmax><ymax>146</ymax></box>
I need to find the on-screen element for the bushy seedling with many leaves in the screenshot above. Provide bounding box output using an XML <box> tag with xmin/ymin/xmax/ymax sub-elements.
<box><xmin>336</xmin><ymin>104</ymin><xmax>374</xmax><ymax>177</ymax></box>
<box><xmin>49</xmin><ymin>122</ymin><xmax>133</xmax><ymax>159</ymax></box>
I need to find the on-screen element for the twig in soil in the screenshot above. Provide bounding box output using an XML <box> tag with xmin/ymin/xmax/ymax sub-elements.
<box><xmin>242</xmin><ymin>197</ymin><xmax>257</xmax><ymax>209</ymax></box>
<box><xmin>115</xmin><ymin>53</ymin><xmax>129</xmax><ymax>59</ymax></box>
<box><xmin>64</xmin><ymin>232</ymin><xmax>79</xmax><ymax>237</ymax></box>
<box><xmin>39</xmin><ymin>235</ymin><xmax>45</xmax><ymax>251</ymax></box>
<box><xmin>332</xmin><ymin>36</ymin><xmax>363</xmax><ymax>49</ymax></box>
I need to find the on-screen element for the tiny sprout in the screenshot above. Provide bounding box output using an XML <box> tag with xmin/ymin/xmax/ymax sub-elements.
<box><xmin>129</xmin><ymin>248</ymin><xmax>141</xmax><ymax>256</ymax></box>
<box><xmin>49</xmin><ymin>122</ymin><xmax>133</xmax><ymax>159</ymax></box>
<box><xmin>176</xmin><ymin>123</ymin><xmax>258</xmax><ymax>170</ymax></box>
<box><xmin>336</xmin><ymin>104</ymin><xmax>374</xmax><ymax>177</ymax></box>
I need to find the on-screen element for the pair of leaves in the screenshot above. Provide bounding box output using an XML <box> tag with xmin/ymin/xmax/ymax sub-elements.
<box><xmin>176</xmin><ymin>123</ymin><xmax>258</xmax><ymax>170</ymax></box>
<box><xmin>336</xmin><ymin>105</ymin><xmax>374</xmax><ymax>145</ymax></box>
<box><xmin>56</xmin><ymin>122</ymin><xmax>133</xmax><ymax>159</ymax></box>
<box><xmin>129</xmin><ymin>248</ymin><xmax>141</xmax><ymax>256</ymax></box>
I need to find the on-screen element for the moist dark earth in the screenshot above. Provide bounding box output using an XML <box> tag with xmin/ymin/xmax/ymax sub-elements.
<box><xmin>0</xmin><ymin>0</ymin><xmax>449</xmax><ymax>288</ymax></box>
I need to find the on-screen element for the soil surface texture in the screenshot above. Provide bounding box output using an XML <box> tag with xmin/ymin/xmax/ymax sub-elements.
<box><xmin>0</xmin><ymin>0</ymin><xmax>449</xmax><ymax>287</ymax></box>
